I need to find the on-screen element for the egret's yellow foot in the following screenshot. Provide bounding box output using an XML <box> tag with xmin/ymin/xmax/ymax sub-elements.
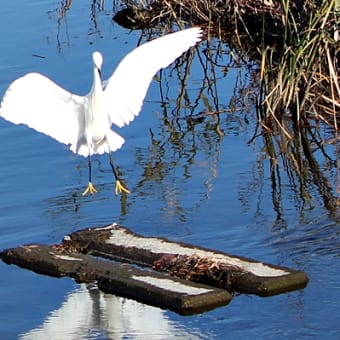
<box><xmin>115</xmin><ymin>179</ymin><xmax>130</xmax><ymax>195</ymax></box>
<box><xmin>82</xmin><ymin>182</ymin><xmax>98</xmax><ymax>196</ymax></box>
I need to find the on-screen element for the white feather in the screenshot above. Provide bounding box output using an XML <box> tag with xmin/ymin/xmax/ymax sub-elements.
<box><xmin>0</xmin><ymin>27</ymin><xmax>203</xmax><ymax>159</ymax></box>
<box><xmin>105</xmin><ymin>27</ymin><xmax>203</xmax><ymax>128</ymax></box>
<box><xmin>0</xmin><ymin>72</ymin><xmax>83</xmax><ymax>148</ymax></box>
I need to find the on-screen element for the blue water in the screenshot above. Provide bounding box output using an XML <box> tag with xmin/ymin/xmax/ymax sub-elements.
<box><xmin>1</xmin><ymin>1</ymin><xmax>340</xmax><ymax>339</ymax></box>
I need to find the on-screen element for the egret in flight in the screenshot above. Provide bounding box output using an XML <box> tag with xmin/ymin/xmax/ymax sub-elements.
<box><xmin>0</xmin><ymin>27</ymin><xmax>203</xmax><ymax>196</ymax></box>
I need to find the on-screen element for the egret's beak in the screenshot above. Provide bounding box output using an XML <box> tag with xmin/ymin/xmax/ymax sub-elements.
<box><xmin>98</xmin><ymin>67</ymin><xmax>103</xmax><ymax>82</ymax></box>
<box><xmin>96</xmin><ymin>66</ymin><xmax>103</xmax><ymax>89</ymax></box>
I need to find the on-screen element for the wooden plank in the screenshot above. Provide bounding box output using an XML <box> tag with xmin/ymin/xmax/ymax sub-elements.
<box><xmin>64</xmin><ymin>224</ymin><xmax>308</xmax><ymax>296</ymax></box>
<box><xmin>0</xmin><ymin>244</ymin><xmax>232</xmax><ymax>315</ymax></box>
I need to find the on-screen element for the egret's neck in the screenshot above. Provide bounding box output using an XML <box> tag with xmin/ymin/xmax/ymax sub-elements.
<box><xmin>88</xmin><ymin>66</ymin><xmax>104</xmax><ymax>118</ymax></box>
<box><xmin>85</xmin><ymin>66</ymin><xmax>108</xmax><ymax>146</ymax></box>
<box><xmin>91</xmin><ymin>66</ymin><xmax>103</xmax><ymax>96</ymax></box>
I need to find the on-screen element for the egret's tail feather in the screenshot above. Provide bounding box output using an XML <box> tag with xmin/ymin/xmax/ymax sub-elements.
<box><xmin>105</xmin><ymin>130</ymin><xmax>125</xmax><ymax>153</ymax></box>
<box><xmin>70</xmin><ymin>143</ymin><xmax>89</xmax><ymax>157</ymax></box>
<box><xmin>69</xmin><ymin>130</ymin><xmax>125</xmax><ymax>157</ymax></box>
<box><xmin>93</xmin><ymin>130</ymin><xmax>125</xmax><ymax>155</ymax></box>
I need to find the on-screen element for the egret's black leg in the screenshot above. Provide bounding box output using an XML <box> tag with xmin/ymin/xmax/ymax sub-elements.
<box><xmin>82</xmin><ymin>154</ymin><xmax>98</xmax><ymax>196</ymax></box>
<box><xmin>109</xmin><ymin>153</ymin><xmax>130</xmax><ymax>195</ymax></box>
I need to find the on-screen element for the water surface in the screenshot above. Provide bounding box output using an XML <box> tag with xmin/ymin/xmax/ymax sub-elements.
<box><xmin>0</xmin><ymin>1</ymin><xmax>339</xmax><ymax>339</ymax></box>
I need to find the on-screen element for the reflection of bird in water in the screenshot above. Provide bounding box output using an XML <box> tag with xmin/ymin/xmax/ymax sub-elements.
<box><xmin>0</xmin><ymin>27</ymin><xmax>203</xmax><ymax>196</ymax></box>
<box><xmin>20</xmin><ymin>284</ymin><xmax>203</xmax><ymax>339</ymax></box>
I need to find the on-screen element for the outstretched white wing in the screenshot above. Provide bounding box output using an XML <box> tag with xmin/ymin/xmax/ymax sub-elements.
<box><xmin>104</xmin><ymin>27</ymin><xmax>203</xmax><ymax>128</ymax></box>
<box><xmin>0</xmin><ymin>72</ymin><xmax>85</xmax><ymax>147</ymax></box>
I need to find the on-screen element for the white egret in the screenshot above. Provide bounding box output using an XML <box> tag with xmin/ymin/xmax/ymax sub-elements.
<box><xmin>0</xmin><ymin>27</ymin><xmax>203</xmax><ymax>196</ymax></box>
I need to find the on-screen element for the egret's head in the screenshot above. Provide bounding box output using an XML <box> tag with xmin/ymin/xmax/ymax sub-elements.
<box><xmin>92</xmin><ymin>51</ymin><xmax>103</xmax><ymax>70</ymax></box>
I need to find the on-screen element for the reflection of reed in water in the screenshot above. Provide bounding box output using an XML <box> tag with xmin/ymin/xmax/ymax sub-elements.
<box><xmin>129</xmin><ymin>39</ymin><xmax>254</xmax><ymax>219</ymax></box>
<box><xmin>245</xmin><ymin>124</ymin><xmax>339</xmax><ymax>231</ymax></box>
<box><xmin>133</xmin><ymin>36</ymin><xmax>339</xmax><ymax>221</ymax></box>
<box><xmin>49</xmin><ymin>1</ymin><xmax>339</xmax><ymax>218</ymax></box>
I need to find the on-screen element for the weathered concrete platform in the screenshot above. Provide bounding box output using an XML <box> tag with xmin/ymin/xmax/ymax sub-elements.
<box><xmin>0</xmin><ymin>244</ymin><xmax>231</xmax><ymax>315</ymax></box>
<box><xmin>0</xmin><ymin>223</ymin><xmax>308</xmax><ymax>314</ymax></box>
<box><xmin>65</xmin><ymin>224</ymin><xmax>308</xmax><ymax>296</ymax></box>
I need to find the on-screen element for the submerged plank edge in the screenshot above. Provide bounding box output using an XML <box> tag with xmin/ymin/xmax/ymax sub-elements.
<box><xmin>65</xmin><ymin>224</ymin><xmax>309</xmax><ymax>296</ymax></box>
<box><xmin>0</xmin><ymin>244</ymin><xmax>231</xmax><ymax>315</ymax></box>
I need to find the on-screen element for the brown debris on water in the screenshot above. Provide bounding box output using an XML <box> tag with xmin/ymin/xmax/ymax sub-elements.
<box><xmin>153</xmin><ymin>253</ymin><xmax>245</xmax><ymax>290</ymax></box>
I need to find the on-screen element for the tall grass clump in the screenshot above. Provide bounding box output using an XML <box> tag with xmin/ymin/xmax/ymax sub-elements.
<box><xmin>114</xmin><ymin>0</ymin><xmax>339</xmax><ymax>131</ymax></box>
<box><xmin>258</xmin><ymin>0</ymin><xmax>340</xmax><ymax>134</ymax></box>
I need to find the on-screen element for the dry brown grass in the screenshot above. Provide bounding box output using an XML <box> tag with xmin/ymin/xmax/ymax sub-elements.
<box><xmin>114</xmin><ymin>0</ymin><xmax>339</xmax><ymax>129</ymax></box>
